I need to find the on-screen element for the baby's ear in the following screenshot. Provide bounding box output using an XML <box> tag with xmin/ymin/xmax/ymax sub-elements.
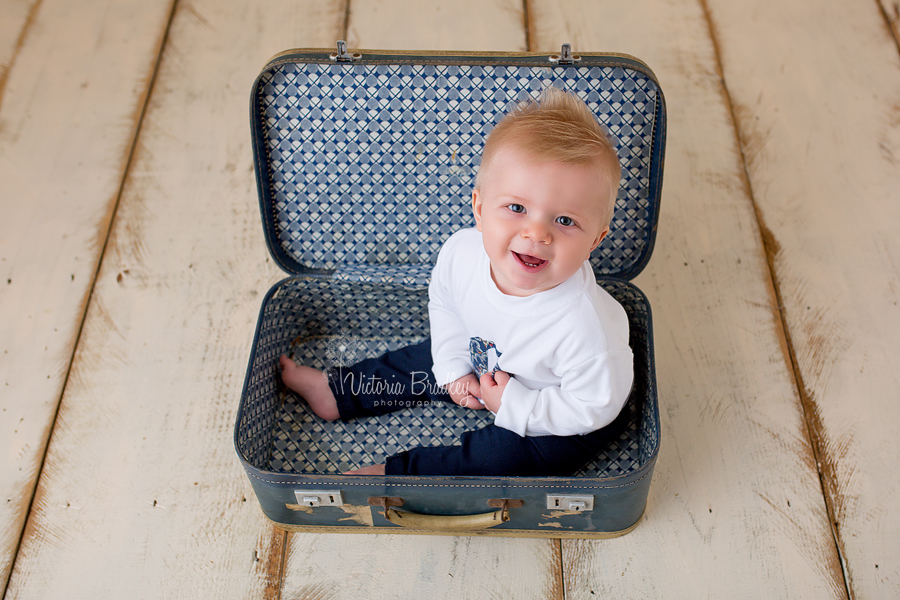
<box><xmin>471</xmin><ymin>189</ymin><xmax>484</xmax><ymax>232</ymax></box>
<box><xmin>588</xmin><ymin>227</ymin><xmax>610</xmax><ymax>257</ymax></box>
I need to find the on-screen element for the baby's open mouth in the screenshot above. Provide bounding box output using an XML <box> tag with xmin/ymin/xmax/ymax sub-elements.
<box><xmin>514</xmin><ymin>252</ymin><xmax>547</xmax><ymax>269</ymax></box>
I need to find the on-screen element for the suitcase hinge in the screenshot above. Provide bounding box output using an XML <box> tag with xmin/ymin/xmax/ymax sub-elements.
<box><xmin>368</xmin><ymin>496</ymin><xmax>404</xmax><ymax>509</ymax></box>
<box><xmin>487</xmin><ymin>498</ymin><xmax>524</xmax><ymax>522</ymax></box>
<box><xmin>549</xmin><ymin>43</ymin><xmax>581</xmax><ymax>65</ymax></box>
<box><xmin>330</xmin><ymin>40</ymin><xmax>362</xmax><ymax>63</ymax></box>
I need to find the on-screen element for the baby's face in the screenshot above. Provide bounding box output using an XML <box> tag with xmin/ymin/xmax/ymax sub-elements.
<box><xmin>473</xmin><ymin>146</ymin><xmax>611</xmax><ymax>297</ymax></box>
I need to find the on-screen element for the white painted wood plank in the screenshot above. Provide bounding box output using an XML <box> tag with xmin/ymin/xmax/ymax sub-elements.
<box><xmin>284</xmin><ymin>533</ymin><xmax>563</xmax><ymax>600</ymax></box>
<box><xmin>346</xmin><ymin>0</ymin><xmax>526</xmax><ymax>51</ymax></box>
<box><xmin>3</xmin><ymin>1</ymin><xmax>345</xmax><ymax>598</ymax></box>
<box><xmin>0</xmin><ymin>0</ymin><xmax>174</xmax><ymax>592</ymax></box>
<box><xmin>276</xmin><ymin>2</ymin><xmax>566</xmax><ymax>600</ymax></box>
<box><xmin>705</xmin><ymin>0</ymin><xmax>900</xmax><ymax>596</ymax></box>
<box><xmin>530</xmin><ymin>1</ymin><xmax>847</xmax><ymax>597</ymax></box>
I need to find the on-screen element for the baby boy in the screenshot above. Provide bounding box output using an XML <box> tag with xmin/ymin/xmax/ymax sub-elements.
<box><xmin>280</xmin><ymin>87</ymin><xmax>634</xmax><ymax>476</ymax></box>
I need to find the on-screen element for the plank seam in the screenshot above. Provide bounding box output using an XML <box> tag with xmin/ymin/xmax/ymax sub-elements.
<box><xmin>695</xmin><ymin>0</ymin><xmax>854</xmax><ymax>598</ymax></box>
<box><xmin>875</xmin><ymin>0</ymin><xmax>900</xmax><ymax>57</ymax></box>
<box><xmin>0</xmin><ymin>2</ymin><xmax>181</xmax><ymax>598</ymax></box>
<box><xmin>341</xmin><ymin>0</ymin><xmax>351</xmax><ymax>42</ymax></box>
<box><xmin>553</xmin><ymin>538</ymin><xmax>566</xmax><ymax>600</ymax></box>
<box><xmin>0</xmin><ymin>0</ymin><xmax>45</xmax><ymax>115</ymax></box>
<box><xmin>523</xmin><ymin>0</ymin><xmax>533</xmax><ymax>51</ymax></box>
<box><xmin>264</xmin><ymin>528</ymin><xmax>287</xmax><ymax>600</ymax></box>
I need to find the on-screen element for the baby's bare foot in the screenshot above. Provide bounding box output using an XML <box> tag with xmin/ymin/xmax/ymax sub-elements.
<box><xmin>279</xmin><ymin>355</ymin><xmax>340</xmax><ymax>421</ymax></box>
<box><xmin>345</xmin><ymin>464</ymin><xmax>386</xmax><ymax>475</ymax></box>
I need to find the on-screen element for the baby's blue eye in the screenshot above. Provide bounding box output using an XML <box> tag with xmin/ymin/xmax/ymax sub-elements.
<box><xmin>507</xmin><ymin>204</ymin><xmax>525</xmax><ymax>214</ymax></box>
<box><xmin>556</xmin><ymin>216</ymin><xmax>575</xmax><ymax>227</ymax></box>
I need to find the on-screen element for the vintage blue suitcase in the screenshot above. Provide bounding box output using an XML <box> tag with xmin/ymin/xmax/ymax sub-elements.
<box><xmin>235</xmin><ymin>43</ymin><xmax>666</xmax><ymax>537</ymax></box>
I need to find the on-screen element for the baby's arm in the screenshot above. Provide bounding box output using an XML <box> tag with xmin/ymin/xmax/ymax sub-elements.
<box><xmin>428</xmin><ymin>235</ymin><xmax>476</xmax><ymax>388</ymax></box>
<box><xmin>494</xmin><ymin>350</ymin><xmax>633</xmax><ymax>437</ymax></box>
<box><xmin>446</xmin><ymin>372</ymin><xmax>485</xmax><ymax>410</ymax></box>
<box><xmin>479</xmin><ymin>370</ymin><xmax>509</xmax><ymax>413</ymax></box>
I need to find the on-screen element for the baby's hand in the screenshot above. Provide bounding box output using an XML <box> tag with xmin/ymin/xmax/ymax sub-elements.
<box><xmin>445</xmin><ymin>373</ymin><xmax>485</xmax><ymax>410</ymax></box>
<box><xmin>479</xmin><ymin>370</ymin><xmax>509</xmax><ymax>413</ymax></box>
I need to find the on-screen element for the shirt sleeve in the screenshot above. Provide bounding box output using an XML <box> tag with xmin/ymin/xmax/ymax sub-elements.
<box><xmin>493</xmin><ymin>347</ymin><xmax>634</xmax><ymax>437</ymax></box>
<box><xmin>428</xmin><ymin>235</ymin><xmax>473</xmax><ymax>387</ymax></box>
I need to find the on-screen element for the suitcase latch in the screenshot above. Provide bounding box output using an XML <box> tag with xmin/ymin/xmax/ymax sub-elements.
<box><xmin>295</xmin><ymin>490</ymin><xmax>344</xmax><ymax>507</ymax></box>
<box><xmin>549</xmin><ymin>43</ymin><xmax>581</xmax><ymax>65</ymax></box>
<box><xmin>330</xmin><ymin>40</ymin><xmax>362</xmax><ymax>63</ymax></box>
<box><xmin>546</xmin><ymin>494</ymin><xmax>594</xmax><ymax>512</ymax></box>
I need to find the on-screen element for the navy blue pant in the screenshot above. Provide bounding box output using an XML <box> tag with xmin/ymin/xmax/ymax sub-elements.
<box><xmin>327</xmin><ymin>340</ymin><xmax>629</xmax><ymax>477</ymax></box>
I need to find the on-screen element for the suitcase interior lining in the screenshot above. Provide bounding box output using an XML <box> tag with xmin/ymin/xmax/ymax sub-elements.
<box><xmin>236</xmin><ymin>277</ymin><xmax>658</xmax><ymax>480</ymax></box>
<box><xmin>256</xmin><ymin>61</ymin><xmax>660</xmax><ymax>281</ymax></box>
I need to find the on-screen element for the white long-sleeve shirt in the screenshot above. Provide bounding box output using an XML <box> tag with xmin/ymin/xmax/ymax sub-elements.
<box><xmin>428</xmin><ymin>228</ymin><xmax>634</xmax><ymax>437</ymax></box>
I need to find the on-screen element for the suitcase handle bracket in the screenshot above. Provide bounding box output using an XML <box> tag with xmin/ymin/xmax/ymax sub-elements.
<box><xmin>549</xmin><ymin>43</ymin><xmax>581</xmax><ymax>65</ymax></box>
<box><xmin>330</xmin><ymin>40</ymin><xmax>361</xmax><ymax>63</ymax></box>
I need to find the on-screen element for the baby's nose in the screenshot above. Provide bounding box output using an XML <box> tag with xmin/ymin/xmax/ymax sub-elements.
<box><xmin>522</xmin><ymin>221</ymin><xmax>551</xmax><ymax>243</ymax></box>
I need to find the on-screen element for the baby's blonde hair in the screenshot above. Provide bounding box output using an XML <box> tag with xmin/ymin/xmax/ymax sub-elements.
<box><xmin>475</xmin><ymin>87</ymin><xmax>621</xmax><ymax>229</ymax></box>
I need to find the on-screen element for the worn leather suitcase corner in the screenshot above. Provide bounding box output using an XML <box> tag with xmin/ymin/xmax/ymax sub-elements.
<box><xmin>235</xmin><ymin>43</ymin><xmax>666</xmax><ymax>538</ymax></box>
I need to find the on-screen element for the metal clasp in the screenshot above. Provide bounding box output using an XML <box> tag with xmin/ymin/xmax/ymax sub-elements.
<box><xmin>549</xmin><ymin>43</ymin><xmax>580</xmax><ymax>65</ymax></box>
<box><xmin>295</xmin><ymin>490</ymin><xmax>344</xmax><ymax>507</ymax></box>
<box><xmin>330</xmin><ymin>40</ymin><xmax>361</xmax><ymax>62</ymax></box>
<box><xmin>546</xmin><ymin>494</ymin><xmax>594</xmax><ymax>512</ymax></box>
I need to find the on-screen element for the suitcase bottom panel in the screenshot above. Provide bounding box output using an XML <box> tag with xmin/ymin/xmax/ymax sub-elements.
<box><xmin>236</xmin><ymin>275</ymin><xmax>659</xmax><ymax>536</ymax></box>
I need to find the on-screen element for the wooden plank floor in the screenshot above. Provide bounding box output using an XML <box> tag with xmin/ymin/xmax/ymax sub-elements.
<box><xmin>1</xmin><ymin>0</ymin><xmax>898</xmax><ymax>597</ymax></box>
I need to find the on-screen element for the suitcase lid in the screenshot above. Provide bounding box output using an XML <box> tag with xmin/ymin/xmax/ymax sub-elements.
<box><xmin>250</xmin><ymin>44</ymin><xmax>666</xmax><ymax>284</ymax></box>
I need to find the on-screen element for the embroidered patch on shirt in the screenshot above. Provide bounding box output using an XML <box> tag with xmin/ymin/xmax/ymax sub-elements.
<box><xmin>470</xmin><ymin>337</ymin><xmax>502</xmax><ymax>377</ymax></box>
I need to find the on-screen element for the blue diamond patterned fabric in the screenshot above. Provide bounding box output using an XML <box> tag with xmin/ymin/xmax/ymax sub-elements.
<box><xmin>235</xmin><ymin>277</ymin><xmax>658</xmax><ymax>479</ymax></box>
<box><xmin>253</xmin><ymin>59</ymin><xmax>663</xmax><ymax>283</ymax></box>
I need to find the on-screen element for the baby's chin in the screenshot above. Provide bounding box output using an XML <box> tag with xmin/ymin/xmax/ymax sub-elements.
<box><xmin>490</xmin><ymin>269</ymin><xmax>566</xmax><ymax>297</ymax></box>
